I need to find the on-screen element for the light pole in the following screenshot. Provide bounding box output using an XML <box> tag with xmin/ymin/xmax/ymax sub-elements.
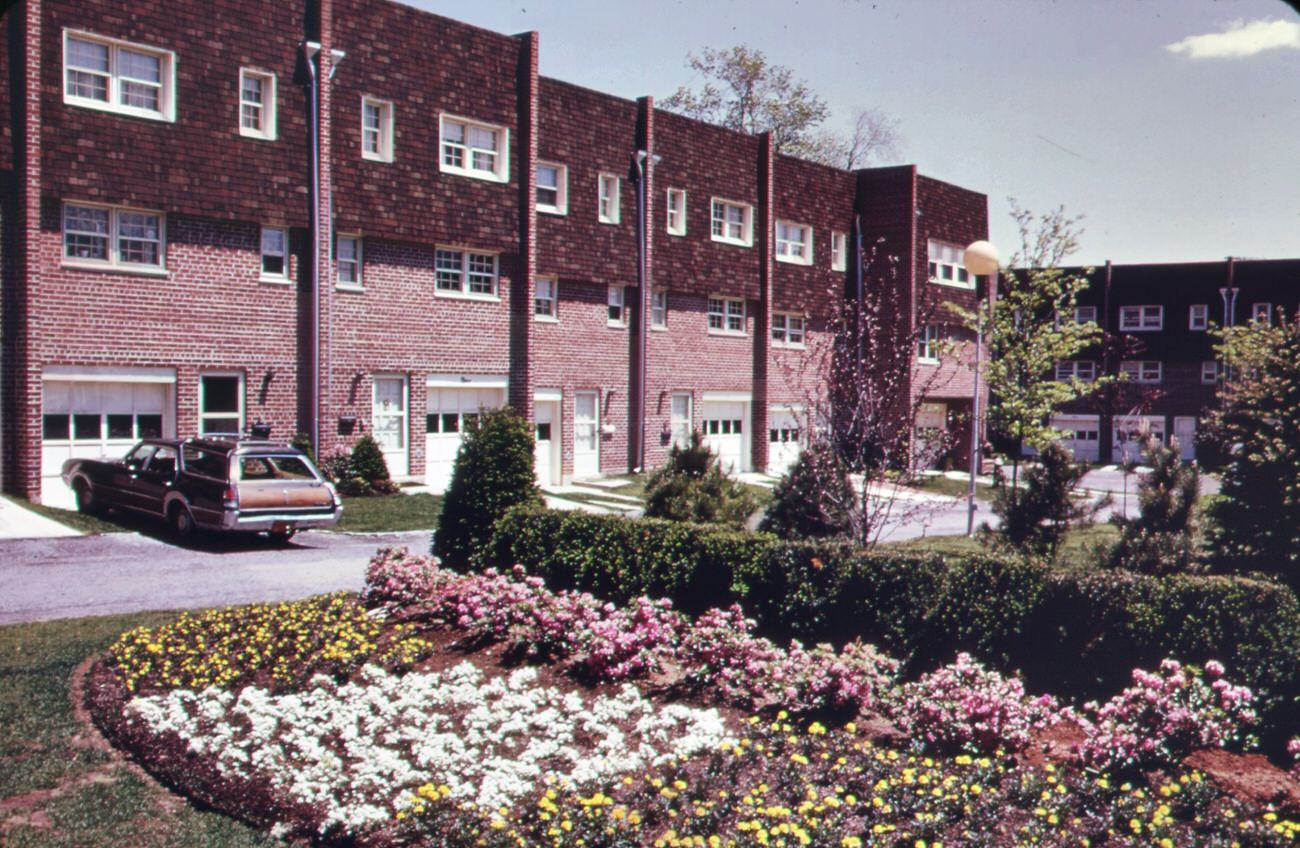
<box><xmin>963</xmin><ymin>240</ymin><xmax>1000</xmax><ymax>536</ymax></box>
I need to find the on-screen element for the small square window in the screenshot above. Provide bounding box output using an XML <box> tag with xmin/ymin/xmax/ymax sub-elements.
<box><xmin>336</xmin><ymin>235</ymin><xmax>362</xmax><ymax>287</ymax></box>
<box><xmin>650</xmin><ymin>289</ymin><xmax>668</xmax><ymax>329</ymax></box>
<box><xmin>598</xmin><ymin>173</ymin><xmax>620</xmax><ymax>224</ymax></box>
<box><xmin>440</xmin><ymin>114</ymin><xmax>509</xmax><ymax>182</ymax></box>
<box><xmin>434</xmin><ymin>248</ymin><xmax>498</xmax><ymax>297</ymax></box>
<box><xmin>707</xmin><ymin>296</ymin><xmax>745</xmax><ymax>334</ymax></box>
<box><xmin>1189</xmin><ymin>304</ymin><xmax>1208</xmax><ymax>331</ymax></box>
<box><xmin>772</xmin><ymin>313</ymin><xmax>806</xmax><ymax>347</ymax></box>
<box><xmin>775</xmin><ymin>221</ymin><xmax>812</xmax><ymax>265</ymax></box>
<box><xmin>535</xmin><ymin>277</ymin><xmax>558</xmax><ymax>320</ymax></box>
<box><xmin>927</xmin><ymin>240</ymin><xmax>973</xmax><ymax>289</ymax></box>
<box><xmin>536</xmin><ymin>163</ymin><xmax>568</xmax><ymax>215</ymax></box>
<box><xmin>1252</xmin><ymin>302</ymin><xmax>1272</xmax><ymax>325</ymax></box>
<box><xmin>608</xmin><ymin>285</ymin><xmax>627</xmax><ymax>326</ymax></box>
<box><xmin>260</xmin><ymin>227</ymin><xmax>288</xmax><ymax>280</ymax></box>
<box><xmin>831</xmin><ymin>231</ymin><xmax>847</xmax><ymax>271</ymax></box>
<box><xmin>917</xmin><ymin>325</ymin><xmax>941</xmax><ymax>362</ymax></box>
<box><xmin>200</xmin><ymin>374</ymin><xmax>244</xmax><ymax>435</ymax></box>
<box><xmin>666</xmin><ymin>188</ymin><xmax>687</xmax><ymax>236</ymax></box>
<box><xmin>1201</xmin><ymin>361</ymin><xmax>1218</xmax><ymax>384</ymax></box>
<box><xmin>710</xmin><ymin>199</ymin><xmax>753</xmax><ymax>246</ymax></box>
<box><xmin>362</xmin><ymin>96</ymin><xmax>394</xmax><ymax>162</ymax></box>
<box><xmin>239</xmin><ymin>69</ymin><xmax>276</xmax><ymax>140</ymax></box>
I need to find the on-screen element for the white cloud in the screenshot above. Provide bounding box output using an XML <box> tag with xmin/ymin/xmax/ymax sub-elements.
<box><xmin>1166</xmin><ymin>18</ymin><xmax>1300</xmax><ymax>59</ymax></box>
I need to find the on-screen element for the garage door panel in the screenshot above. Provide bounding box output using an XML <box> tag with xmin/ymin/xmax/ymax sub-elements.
<box><xmin>424</xmin><ymin>386</ymin><xmax>505</xmax><ymax>493</ymax></box>
<box><xmin>702</xmin><ymin>400</ymin><xmax>746</xmax><ymax>474</ymax></box>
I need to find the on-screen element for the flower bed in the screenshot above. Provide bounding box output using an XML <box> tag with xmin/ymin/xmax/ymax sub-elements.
<box><xmin>84</xmin><ymin>547</ymin><xmax>1300</xmax><ymax>846</ymax></box>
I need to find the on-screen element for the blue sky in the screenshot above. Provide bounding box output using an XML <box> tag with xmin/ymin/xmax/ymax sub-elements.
<box><xmin>409</xmin><ymin>0</ymin><xmax>1299</xmax><ymax>266</ymax></box>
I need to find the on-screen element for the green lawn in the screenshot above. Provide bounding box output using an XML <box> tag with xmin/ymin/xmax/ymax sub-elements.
<box><xmin>0</xmin><ymin>614</ymin><xmax>279</xmax><ymax>847</ymax></box>
<box><xmin>884</xmin><ymin>521</ymin><xmax>1121</xmax><ymax>572</ymax></box>
<box><xmin>910</xmin><ymin>474</ymin><xmax>997</xmax><ymax>500</ymax></box>
<box><xmin>335</xmin><ymin>492</ymin><xmax>442</xmax><ymax>533</ymax></box>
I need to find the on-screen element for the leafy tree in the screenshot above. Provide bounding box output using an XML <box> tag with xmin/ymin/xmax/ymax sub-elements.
<box><xmin>1204</xmin><ymin>313</ymin><xmax>1300</xmax><ymax>586</ymax></box>
<box><xmin>643</xmin><ymin>431</ymin><xmax>757</xmax><ymax>528</ymax></box>
<box><xmin>435</xmin><ymin>407</ymin><xmax>543</xmax><ymax>568</ymax></box>
<box><xmin>759</xmin><ymin>438</ymin><xmax>853</xmax><ymax>539</ymax></box>
<box><xmin>1107</xmin><ymin>435</ymin><xmax>1202</xmax><ymax>575</ymax></box>
<box><xmin>661</xmin><ymin>47</ymin><xmax>900</xmax><ymax>168</ymax></box>
<box><xmin>988</xmin><ymin>441</ymin><xmax>1100</xmax><ymax>559</ymax></box>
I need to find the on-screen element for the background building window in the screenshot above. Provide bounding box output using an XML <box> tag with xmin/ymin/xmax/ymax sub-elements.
<box><xmin>711</xmin><ymin>199</ymin><xmax>753</xmax><ymax>246</ymax></box>
<box><xmin>440</xmin><ymin>115</ymin><xmax>508</xmax><ymax>182</ymax></box>
<box><xmin>607</xmin><ymin>285</ymin><xmax>627</xmax><ymax>325</ymax></box>
<box><xmin>64</xmin><ymin>31</ymin><xmax>174</xmax><ymax>120</ymax></box>
<box><xmin>1119</xmin><ymin>305</ymin><xmax>1163</xmax><ymax>331</ymax></box>
<box><xmin>199</xmin><ymin>374</ymin><xmax>243</xmax><ymax>435</ymax></box>
<box><xmin>598</xmin><ymin>173</ymin><xmax>620</xmax><ymax>223</ymax></box>
<box><xmin>775</xmin><ymin>221</ymin><xmax>812</xmax><ymax>265</ymax></box>
<box><xmin>435</xmin><ymin>249</ymin><xmax>498</xmax><ymax>296</ymax></box>
<box><xmin>927</xmin><ymin>239</ymin><xmax>973</xmax><ymax>288</ymax></box>
<box><xmin>1121</xmin><ymin>360</ymin><xmax>1163</xmax><ymax>383</ymax></box>
<box><xmin>536</xmin><ymin>163</ymin><xmax>568</xmax><ymax>214</ymax></box>
<box><xmin>362</xmin><ymin>97</ymin><xmax>394</xmax><ymax>161</ymax></box>
<box><xmin>239</xmin><ymin>69</ymin><xmax>276</xmax><ymax>139</ymax></box>
<box><xmin>337</xmin><ymin>236</ymin><xmax>362</xmax><ymax>287</ymax></box>
<box><xmin>917</xmin><ymin>324</ymin><xmax>941</xmax><ymax>362</ymax></box>
<box><xmin>651</xmin><ymin>289</ymin><xmax>668</xmax><ymax>328</ymax></box>
<box><xmin>62</xmin><ymin>203</ymin><xmax>164</xmax><ymax>270</ymax></box>
<box><xmin>708</xmin><ymin>296</ymin><xmax>745</xmax><ymax>333</ymax></box>
<box><xmin>771</xmin><ymin>313</ymin><xmax>806</xmax><ymax>347</ymax></box>
<box><xmin>1189</xmin><ymin>304</ymin><xmax>1208</xmax><ymax>330</ymax></box>
<box><xmin>260</xmin><ymin>227</ymin><xmax>288</xmax><ymax>279</ymax></box>
<box><xmin>666</xmin><ymin>188</ymin><xmax>686</xmax><ymax>235</ymax></box>
<box><xmin>535</xmin><ymin>277</ymin><xmax>558</xmax><ymax>319</ymax></box>
<box><xmin>831</xmin><ymin>231</ymin><xmax>847</xmax><ymax>271</ymax></box>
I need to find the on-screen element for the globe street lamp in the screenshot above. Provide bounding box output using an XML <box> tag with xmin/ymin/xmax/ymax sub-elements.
<box><xmin>963</xmin><ymin>240</ymin><xmax>1000</xmax><ymax>536</ymax></box>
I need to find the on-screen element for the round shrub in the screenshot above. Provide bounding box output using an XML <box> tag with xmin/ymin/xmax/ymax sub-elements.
<box><xmin>759</xmin><ymin>438</ymin><xmax>853</xmax><ymax>540</ymax></box>
<box><xmin>643</xmin><ymin>431</ymin><xmax>757</xmax><ymax>528</ymax></box>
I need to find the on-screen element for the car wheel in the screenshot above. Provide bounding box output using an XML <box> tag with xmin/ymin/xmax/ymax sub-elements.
<box><xmin>170</xmin><ymin>504</ymin><xmax>195</xmax><ymax>539</ymax></box>
<box><xmin>73</xmin><ymin>480</ymin><xmax>100</xmax><ymax>515</ymax></box>
<box><xmin>268</xmin><ymin>528</ymin><xmax>296</xmax><ymax>545</ymax></box>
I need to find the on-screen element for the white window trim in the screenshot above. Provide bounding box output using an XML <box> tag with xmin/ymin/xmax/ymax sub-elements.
<box><xmin>927</xmin><ymin>239</ymin><xmax>974</xmax><ymax>289</ymax></box>
<box><xmin>598</xmin><ymin>173</ymin><xmax>621</xmax><ymax>224</ymax></box>
<box><xmin>831</xmin><ymin>231</ymin><xmax>847</xmax><ymax>272</ymax></box>
<box><xmin>1120</xmin><ymin>360</ymin><xmax>1163</xmax><ymax>384</ymax></box>
<box><xmin>669</xmin><ymin>391</ymin><xmax>692</xmax><ymax>448</ymax></box>
<box><xmin>198</xmin><ymin>372</ymin><xmax>245</xmax><ymax>436</ymax></box>
<box><xmin>771</xmin><ymin>312</ymin><xmax>806</xmax><ymax>348</ymax></box>
<box><xmin>710</xmin><ymin>197</ymin><xmax>753</xmax><ymax>247</ymax></box>
<box><xmin>1189</xmin><ymin>304</ymin><xmax>1208</xmax><ymax>331</ymax></box>
<box><xmin>438</xmin><ymin>113</ymin><xmax>510</xmax><ymax>183</ymax></box>
<box><xmin>917</xmin><ymin>324</ymin><xmax>941</xmax><ymax>364</ymax></box>
<box><xmin>259</xmin><ymin>226</ymin><xmax>289</xmax><ymax>283</ymax></box>
<box><xmin>707</xmin><ymin>295</ymin><xmax>746</xmax><ymax>336</ymax></box>
<box><xmin>1201</xmin><ymin>361</ymin><xmax>1219</xmax><ymax>384</ymax></box>
<box><xmin>433</xmin><ymin>247</ymin><xmax>500</xmax><ymax>300</ymax></box>
<box><xmin>238</xmin><ymin>68</ymin><xmax>276</xmax><ymax>140</ymax></box>
<box><xmin>62</xmin><ymin>29</ymin><xmax>176</xmax><ymax>122</ymax></box>
<box><xmin>361</xmin><ymin>96</ymin><xmax>394</xmax><ymax>162</ymax></box>
<box><xmin>1252</xmin><ymin>302</ymin><xmax>1273</xmax><ymax>325</ymax></box>
<box><xmin>650</xmin><ymin>289</ymin><xmax>668</xmax><ymax>330</ymax></box>
<box><xmin>336</xmin><ymin>234</ymin><xmax>363</xmax><ymax>290</ymax></box>
<box><xmin>1056</xmin><ymin>305</ymin><xmax>1097</xmax><ymax>328</ymax></box>
<box><xmin>1054</xmin><ymin>360</ymin><xmax>1097</xmax><ymax>382</ymax></box>
<box><xmin>666</xmin><ymin>188</ymin><xmax>687</xmax><ymax>236</ymax></box>
<box><xmin>607</xmin><ymin>285</ymin><xmax>627</xmax><ymax>327</ymax></box>
<box><xmin>1119</xmin><ymin>305</ymin><xmax>1164</xmax><ymax>331</ymax></box>
<box><xmin>534</xmin><ymin>277</ymin><xmax>558</xmax><ymax>322</ymax></box>
<box><xmin>61</xmin><ymin>201</ymin><xmax>167</xmax><ymax>275</ymax></box>
<box><xmin>775</xmin><ymin>220</ymin><xmax>813</xmax><ymax>266</ymax></box>
<box><xmin>536</xmin><ymin>162</ymin><xmax>569</xmax><ymax>216</ymax></box>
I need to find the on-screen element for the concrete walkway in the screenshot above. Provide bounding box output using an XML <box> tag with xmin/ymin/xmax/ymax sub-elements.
<box><xmin>0</xmin><ymin>497</ymin><xmax>82</xmax><ymax>540</ymax></box>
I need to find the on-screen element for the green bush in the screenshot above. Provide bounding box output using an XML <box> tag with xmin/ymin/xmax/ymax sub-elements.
<box><xmin>759</xmin><ymin>439</ymin><xmax>853</xmax><ymax>539</ymax></box>
<box><xmin>1106</xmin><ymin>435</ymin><xmax>1202</xmax><ymax>575</ymax></box>
<box><xmin>435</xmin><ymin>407</ymin><xmax>543</xmax><ymax>568</ymax></box>
<box><xmin>349</xmin><ymin>434</ymin><xmax>391</xmax><ymax>484</ymax></box>
<box><xmin>643</xmin><ymin>431</ymin><xmax>757</xmax><ymax>528</ymax></box>
<box><xmin>990</xmin><ymin>441</ymin><xmax>1100</xmax><ymax>559</ymax></box>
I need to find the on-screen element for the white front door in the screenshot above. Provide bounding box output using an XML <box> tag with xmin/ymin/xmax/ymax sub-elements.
<box><xmin>574</xmin><ymin>391</ymin><xmax>600</xmax><ymax>479</ymax></box>
<box><xmin>1173</xmin><ymin>417</ymin><xmax>1197</xmax><ymax>461</ymax></box>
<box><xmin>914</xmin><ymin>402</ymin><xmax>948</xmax><ymax>469</ymax></box>
<box><xmin>372</xmin><ymin>376</ymin><xmax>409</xmax><ymax>478</ymax></box>
<box><xmin>424</xmin><ymin>385</ymin><xmax>506</xmax><ymax>493</ymax></box>
<box><xmin>702</xmin><ymin>400</ymin><xmax>747</xmax><ymax>474</ymax></box>
<box><xmin>1113</xmin><ymin>415</ymin><xmax>1165</xmax><ymax>464</ymax></box>
<box><xmin>534</xmin><ymin>398</ymin><xmax>560</xmax><ymax>485</ymax></box>
<box><xmin>767</xmin><ymin>408</ymin><xmax>803</xmax><ymax>477</ymax></box>
<box><xmin>41</xmin><ymin>380</ymin><xmax>173</xmax><ymax>508</ymax></box>
<box><xmin>1051</xmin><ymin>415</ymin><xmax>1101</xmax><ymax>463</ymax></box>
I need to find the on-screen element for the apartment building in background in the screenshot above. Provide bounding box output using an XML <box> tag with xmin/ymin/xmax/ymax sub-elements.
<box><xmin>0</xmin><ymin>0</ymin><xmax>989</xmax><ymax>506</ymax></box>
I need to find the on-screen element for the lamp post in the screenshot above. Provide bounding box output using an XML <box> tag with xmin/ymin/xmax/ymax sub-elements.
<box><xmin>963</xmin><ymin>240</ymin><xmax>1000</xmax><ymax>536</ymax></box>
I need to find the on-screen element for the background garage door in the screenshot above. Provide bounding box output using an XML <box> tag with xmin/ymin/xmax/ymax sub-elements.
<box><xmin>1051</xmin><ymin>415</ymin><xmax>1101</xmax><ymax>463</ymax></box>
<box><xmin>702</xmin><ymin>400</ymin><xmax>747</xmax><ymax>474</ymax></box>
<box><xmin>767</xmin><ymin>408</ymin><xmax>802</xmax><ymax>477</ymax></box>
<box><xmin>425</xmin><ymin>386</ymin><xmax>505</xmax><ymax>493</ymax></box>
<box><xmin>41</xmin><ymin>380</ymin><xmax>172</xmax><ymax>508</ymax></box>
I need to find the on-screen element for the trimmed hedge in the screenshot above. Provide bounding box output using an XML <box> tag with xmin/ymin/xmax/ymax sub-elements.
<box><xmin>484</xmin><ymin>507</ymin><xmax>1300</xmax><ymax>749</ymax></box>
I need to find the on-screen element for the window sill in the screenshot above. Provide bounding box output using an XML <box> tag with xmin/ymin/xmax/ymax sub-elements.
<box><xmin>64</xmin><ymin>96</ymin><xmax>174</xmax><ymax>123</ymax></box>
<box><xmin>362</xmin><ymin>152</ymin><xmax>394</xmax><ymax>164</ymax></box>
<box><xmin>335</xmin><ymin>283</ymin><xmax>366</xmax><ymax>293</ymax></box>
<box><xmin>598</xmin><ymin>217</ymin><xmax>621</xmax><ymax>226</ymax></box>
<box><xmin>832</xmin><ymin>264</ymin><xmax>847</xmax><ymax>273</ymax></box>
<box><xmin>1120</xmin><ymin>327</ymin><xmax>1163</xmax><ymax>333</ymax></box>
<box><xmin>239</xmin><ymin>129</ymin><xmax>277</xmax><ymax>141</ymax></box>
<box><xmin>775</xmin><ymin>255</ymin><xmax>812</xmax><ymax>266</ymax></box>
<box><xmin>917</xmin><ymin>357</ymin><xmax>941</xmax><ymax>366</ymax></box>
<box><xmin>650</xmin><ymin>325</ymin><xmax>668</xmax><ymax>332</ymax></box>
<box><xmin>708</xmin><ymin>329</ymin><xmax>747</xmax><ymax>338</ymax></box>
<box><xmin>534</xmin><ymin>314</ymin><xmax>559</xmax><ymax>323</ymax></box>
<box><xmin>61</xmin><ymin>260</ymin><xmax>169</xmax><ymax>277</ymax></box>
<box><xmin>537</xmin><ymin>206</ymin><xmax>567</xmax><ymax>217</ymax></box>
<box><xmin>772</xmin><ymin>342</ymin><xmax>807</xmax><ymax>350</ymax></box>
<box><xmin>434</xmin><ymin>289</ymin><xmax>501</xmax><ymax>303</ymax></box>
<box><xmin>259</xmin><ymin>275</ymin><xmax>292</xmax><ymax>286</ymax></box>
<box><xmin>667</xmin><ymin>229</ymin><xmax>686</xmax><ymax>238</ymax></box>
<box><xmin>928</xmin><ymin>277</ymin><xmax>975</xmax><ymax>290</ymax></box>
<box><xmin>607</xmin><ymin>321</ymin><xmax>628</xmax><ymax>329</ymax></box>
<box><xmin>439</xmin><ymin>164</ymin><xmax>509</xmax><ymax>184</ymax></box>
<box><xmin>710</xmin><ymin>236</ymin><xmax>753</xmax><ymax>248</ymax></box>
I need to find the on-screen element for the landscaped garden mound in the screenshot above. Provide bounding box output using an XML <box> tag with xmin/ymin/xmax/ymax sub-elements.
<box><xmin>85</xmin><ymin>547</ymin><xmax>1300</xmax><ymax>846</ymax></box>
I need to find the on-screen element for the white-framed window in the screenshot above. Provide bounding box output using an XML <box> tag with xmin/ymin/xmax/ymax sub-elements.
<box><xmin>1252</xmin><ymin>302</ymin><xmax>1273</xmax><ymax>325</ymax></box>
<box><xmin>831</xmin><ymin>231</ymin><xmax>847</xmax><ymax>271</ymax></box>
<box><xmin>598</xmin><ymin>173</ymin><xmax>621</xmax><ymax>224</ymax></box>
<box><xmin>775</xmin><ymin>220</ymin><xmax>813</xmax><ymax>265</ymax></box>
<box><xmin>1121</xmin><ymin>360</ymin><xmax>1163</xmax><ymax>383</ymax></box>
<box><xmin>361</xmin><ymin>96</ymin><xmax>394</xmax><ymax>162</ymax></box>
<box><xmin>1189</xmin><ymin>304</ymin><xmax>1208</xmax><ymax>331</ymax></box>
<box><xmin>707</xmin><ymin>296</ymin><xmax>745</xmax><ymax>334</ymax></box>
<box><xmin>710</xmin><ymin>198</ymin><xmax>753</xmax><ymax>246</ymax></box>
<box><xmin>536</xmin><ymin>163</ymin><xmax>568</xmax><ymax>215</ymax></box>
<box><xmin>650</xmin><ymin>289</ymin><xmax>668</xmax><ymax>329</ymax></box>
<box><xmin>336</xmin><ymin>235</ymin><xmax>362</xmax><ymax>287</ymax></box>
<box><xmin>670</xmin><ymin>392</ymin><xmax>692</xmax><ymax>447</ymax></box>
<box><xmin>1056</xmin><ymin>305</ymin><xmax>1098</xmax><ymax>327</ymax></box>
<box><xmin>1119</xmin><ymin>305</ymin><xmax>1163</xmax><ymax>331</ymax></box>
<box><xmin>63</xmin><ymin>30</ymin><xmax>175</xmax><ymax>121</ymax></box>
<box><xmin>666</xmin><ymin>188</ymin><xmax>687</xmax><ymax>236</ymax></box>
<box><xmin>917</xmin><ymin>324</ymin><xmax>941</xmax><ymax>362</ymax></box>
<box><xmin>238</xmin><ymin>68</ymin><xmax>276</xmax><ymax>140</ymax></box>
<box><xmin>434</xmin><ymin>248</ymin><xmax>498</xmax><ymax>297</ymax></box>
<box><xmin>199</xmin><ymin>373</ymin><xmax>244</xmax><ymax>435</ymax></box>
<box><xmin>439</xmin><ymin>114</ymin><xmax>509</xmax><ymax>182</ymax></box>
<box><xmin>260</xmin><ymin>226</ymin><xmax>288</xmax><ymax>281</ymax></box>
<box><xmin>62</xmin><ymin>202</ymin><xmax>165</xmax><ymax>271</ymax></box>
<box><xmin>927</xmin><ymin>239</ymin><xmax>974</xmax><ymax>289</ymax></box>
<box><xmin>1201</xmin><ymin>361</ymin><xmax>1219</xmax><ymax>384</ymax></box>
<box><xmin>1055</xmin><ymin>360</ymin><xmax>1097</xmax><ymax>382</ymax></box>
<box><xmin>771</xmin><ymin>313</ymin><xmax>806</xmax><ymax>347</ymax></box>
<box><xmin>534</xmin><ymin>277</ymin><xmax>558</xmax><ymax>320</ymax></box>
<box><xmin>607</xmin><ymin>285</ymin><xmax>627</xmax><ymax>326</ymax></box>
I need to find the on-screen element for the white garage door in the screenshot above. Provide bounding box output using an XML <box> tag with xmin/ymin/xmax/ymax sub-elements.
<box><xmin>1113</xmin><ymin>415</ymin><xmax>1165</xmax><ymax>464</ymax></box>
<box><xmin>1051</xmin><ymin>415</ymin><xmax>1101</xmax><ymax>463</ymax></box>
<box><xmin>41</xmin><ymin>379</ymin><xmax>173</xmax><ymax>508</ymax></box>
<box><xmin>767</xmin><ymin>408</ymin><xmax>803</xmax><ymax>477</ymax></box>
<box><xmin>702</xmin><ymin>400</ymin><xmax>748</xmax><ymax>474</ymax></box>
<box><xmin>424</xmin><ymin>385</ymin><xmax>505</xmax><ymax>493</ymax></box>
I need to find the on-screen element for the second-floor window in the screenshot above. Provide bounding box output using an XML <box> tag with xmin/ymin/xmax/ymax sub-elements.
<box><xmin>1120</xmin><ymin>305</ymin><xmax>1163</xmax><ymax>331</ymax></box>
<box><xmin>64</xmin><ymin>31</ymin><xmax>175</xmax><ymax>121</ymax></box>
<box><xmin>1201</xmin><ymin>361</ymin><xmax>1218</xmax><ymax>384</ymax></box>
<box><xmin>771</xmin><ymin>313</ymin><xmax>806</xmax><ymax>347</ymax></box>
<box><xmin>1057</xmin><ymin>305</ymin><xmax>1097</xmax><ymax>327</ymax></box>
<box><xmin>708</xmin><ymin>296</ymin><xmax>745</xmax><ymax>333</ymax></box>
<box><xmin>831</xmin><ymin>231</ymin><xmax>847</xmax><ymax>271</ymax></box>
<box><xmin>598</xmin><ymin>174</ymin><xmax>620</xmax><ymax>224</ymax></box>
<box><xmin>666</xmin><ymin>189</ymin><xmax>687</xmax><ymax>235</ymax></box>
<box><xmin>362</xmin><ymin>97</ymin><xmax>394</xmax><ymax>161</ymax></box>
<box><xmin>260</xmin><ymin>227</ymin><xmax>288</xmax><ymax>280</ymax></box>
<box><xmin>1189</xmin><ymin>304</ymin><xmax>1208</xmax><ymax>330</ymax></box>
<box><xmin>651</xmin><ymin>289</ymin><xmax>668</xmax><ymax>328</ymax></box>
<box><xmin>435</xmin><ymin>248</ymin><xmax>497</xmax><ymax>296</ymax></box>
<box><xmin>927</xmin><ymin>239</ymin><xmax>973</xmax><ymax>289</ymax></box>
<box><xmin>440</xmin><ymin>115</ymin><xmax>509</xmax><ymax>182</ymax></box>
<box><xmin>534</xmin><ymin>277</ymin><xmax>557</xmax><ymax>319</ymax></box>
<box><xmin>63</xmin><ymin>202</ymin><xmax>165</xmax><ymax>270</ymax></box>
<box><xmin>1121</xmin><ymin>360</ymin><xmax>1163</xmax><ymax>383</ymax></box>
<box><xmin>1252</xmin><ymin>302</ymin><xmax>1273</xmax><ymax>325</ymax></box>
<box><xmin>239</xmin><ymin>69</ymin><xmax>276</xmax><ymax>139</ymax></box>
<box><xmin>1055</xmin><ymin>360</ymin><xmax>1097</xmax><ymax>382</ymax></box>
<box><xmin>917</xmin><ymin>324</ymin><xmax>941</xmax><ymax>362</ymax></box>
<box><xmin>607</xmin><ymin>285</ymin><xmax>627</xmax><ymax>326</ymax></box>
<box><xmin>775</xmin><ymin>221</ymin><xmax>812</xmax><ymax>265</ymax></box>
<box><xmin>711</xmin><ymin>199</ymin><xmax>753</xmax><ymax>246</ymax></box>
<box><xmin>536</xmin><ymin>163</ymin><xmax>568</xmax><ymax>214</ymax></box>
<box><xmin>336</xmin><ymin>236</ymin><xmax>362</xmax><ymax>287</ymax></box>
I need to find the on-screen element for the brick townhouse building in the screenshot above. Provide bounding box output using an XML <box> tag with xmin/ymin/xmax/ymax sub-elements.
<box><xmin>0</xmin><ymin>0</ymin><xmax>989</xmax><ymax>507</ymax></box>
<box><xmin>1047</xmin><ymin>257</ymin><xmax>1300</xmax><ymax>465</ymax></box>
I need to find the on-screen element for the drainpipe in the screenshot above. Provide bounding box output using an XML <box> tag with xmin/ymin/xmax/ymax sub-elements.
<box><xmin>632</xmin><ymin>148</ymin><xmax>660</xmax><ymax>472</ymax></box>
<box><xmin>303</xmin><ymin>41</ymin><xmax>321</xmax><ymax>455</ymax></box>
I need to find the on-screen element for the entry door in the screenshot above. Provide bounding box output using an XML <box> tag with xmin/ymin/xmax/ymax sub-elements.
<box><xmin>767</xmin><ymin>409</ymin><xmax>802</xmax><ymax>477</ymax></box>
<box><xmin>574</xmin><ymin>391</ymin><xmax>600</xmax><ymax>479</ymax></box>
<box><xmin>372</xmin><ymin>377</ymin><xmax>409</xmax><ymax>478</ymax></box>
<box><xmin>914</xmin><ymin>402</ymin><xmax>948</xmax><ymax>469</ymax></box>
<box><xmin>1173</xmin><ymin>417</ymin><xmax>1197</xmax><ymax>461</ymax></box>
<box><xmin>534</xmin><ymin>399</ymin><xmax>560</xmax><ymax>485</ymax></box>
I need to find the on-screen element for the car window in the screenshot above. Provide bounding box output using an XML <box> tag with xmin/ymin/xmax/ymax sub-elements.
<box><xmin>182</xmin><ymin>445</ymin><xmax>229</xmax><ymax>480</ymax></box>
<box><xmin>239</xmin><ymin>455</ymin><xmax>319</xmax><ymax>481</ymax></box>
<box><xmin>147</xmin><ymin>445</ymin><xmax>177</xmax><ymax>476</ymax></box>
<box><xmin>126</xmin><ymin>444</ymin><xmax>157</xmax><ymax>465</ymax></box>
